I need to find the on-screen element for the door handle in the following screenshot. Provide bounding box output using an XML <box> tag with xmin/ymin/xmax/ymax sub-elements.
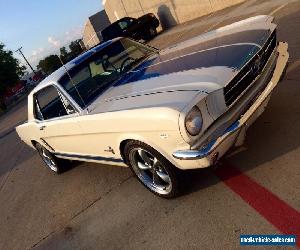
<box><xmin>39</xmin><ymin>125</ymin><xmax>46</xmax><ymax>130</ymax></box>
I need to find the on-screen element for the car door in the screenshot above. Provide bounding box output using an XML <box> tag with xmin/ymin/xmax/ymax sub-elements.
<box><xmin>118</xmin><ymin>18</ymin><xmax>137</xmax><ymax>38</ymax></box>
<box><xmin>33</xmin><ymin>85</ymin><xmax>82</xmax><ymax>154</ymax></box>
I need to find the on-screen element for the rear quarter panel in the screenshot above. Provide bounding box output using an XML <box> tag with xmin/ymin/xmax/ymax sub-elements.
<box><xmin>16</xmin><ymin>122</ymin><xmax>40</xmax><ymax>149</ymax></box>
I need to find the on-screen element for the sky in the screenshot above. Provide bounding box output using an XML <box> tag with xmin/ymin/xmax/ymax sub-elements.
<box><xmin>0</xmin><ymin>0</ymin><xmax>103</xmax><ymax>70</ymax></box>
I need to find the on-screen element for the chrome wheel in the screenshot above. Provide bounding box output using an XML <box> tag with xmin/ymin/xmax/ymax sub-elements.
<box><xmin>40</xmin><ymin>147</ymin><xmax>58</xmax><ymax>172</ymax></box>
<box><xmin>129</xmin><ymin>148</ymin><xmax>172</xmax><ymax>195</ymax></box>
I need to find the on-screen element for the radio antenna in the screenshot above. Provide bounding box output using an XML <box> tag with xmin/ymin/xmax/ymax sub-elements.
<box><xmin>57</xmin><ymin>55</ymin><xmax>87</xmax><ymax>112</ymax></box>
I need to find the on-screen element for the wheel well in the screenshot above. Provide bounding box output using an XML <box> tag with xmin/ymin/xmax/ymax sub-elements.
<box><xmin>119</xmin><ymin>139</ymin><xmax>169</xmax><ymax>166</ymax></box>
<box><xmin>119</xmin><ymin>139</ymin><xmax>132</xmax><ymax>164</ymax></box>
<box><xmin>119</xmin><ymin>139</ymin><xmax>181</xmax><ymax>171</ymax></box>
<box><xmin>31</xmin><ymin>140</ymin><xmax>38</xmax><ymax>148</ymax></box>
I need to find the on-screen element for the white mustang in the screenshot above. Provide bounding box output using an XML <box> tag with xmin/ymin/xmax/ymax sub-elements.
<box><xmin>16</xmin><ymin>15</ymin><xmax>289</xmax><ymax>197</ymax></box>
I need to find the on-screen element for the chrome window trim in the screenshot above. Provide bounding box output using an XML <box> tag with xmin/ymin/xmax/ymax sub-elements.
<box><xmin>33</xmin><ymin>83</ymin><xmax>82</xmax><ymax>123</ymax></box>
<box><xmin>34</xmin><ymin>111</ymin><xmax>80</xmax><ymax>124</ymax></box>
<box><xmin>52</xmin><ymin>82</ymin><xmax>83</xmax><ymax>114</ymax></box>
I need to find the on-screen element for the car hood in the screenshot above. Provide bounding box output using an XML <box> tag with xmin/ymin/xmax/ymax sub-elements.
<box><xmin>88</xmin><ymin>63</ymin><xmax>238</xmax><ymax>114</ymax></box>
<box><xmin>88</xmin><ymin>16</ymin><xmax>274</xmax><ymax>114</ymax></box>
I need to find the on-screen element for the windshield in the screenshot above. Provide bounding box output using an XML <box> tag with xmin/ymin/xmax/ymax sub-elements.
<box><xmin>58</xmin><ymin>38</ymin><xmax>157</xmax><ymax>108</ymax></box>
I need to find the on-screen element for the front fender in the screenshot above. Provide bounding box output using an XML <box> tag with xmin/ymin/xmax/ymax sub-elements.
<box><xmin>116</xmin><ymin>131</ymin><xmax>188</xmax><ymax>170</ymax></box>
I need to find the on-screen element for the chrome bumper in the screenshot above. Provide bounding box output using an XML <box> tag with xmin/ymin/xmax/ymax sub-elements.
<box><xmin>173</xmin><ymin>42</ymin><xmax>289</xmax><ymax>161</ymax></box>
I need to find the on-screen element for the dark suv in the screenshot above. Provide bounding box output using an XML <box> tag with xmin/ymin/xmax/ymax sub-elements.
<box><xmin>101</xmin><ymin>13</ymin><xmax>159</xmax><ymax>41</ymax></box>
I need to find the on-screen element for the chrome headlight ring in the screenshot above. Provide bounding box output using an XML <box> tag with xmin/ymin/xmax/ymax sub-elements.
<box><xmin>185</xmin><ymin>106</ymin><xmax>203</xmax><ymax>136</ymax></box>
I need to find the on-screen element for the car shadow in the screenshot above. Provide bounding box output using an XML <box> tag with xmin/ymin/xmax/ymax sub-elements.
<box><xmin>157</xmin><ymin>4</ymin><xmax>178</xmax><ymax>31</ymax></box>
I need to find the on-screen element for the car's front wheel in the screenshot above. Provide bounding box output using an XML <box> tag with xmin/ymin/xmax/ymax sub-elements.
<box><xmin>36</xmin><ymin>143</ymin><xmax>67</xmax><ymax>174</ymax></box>
<box><xmin>124</xmin><ymin>141</ymin><xmax>181</xmax><ymax>198</ymax></box>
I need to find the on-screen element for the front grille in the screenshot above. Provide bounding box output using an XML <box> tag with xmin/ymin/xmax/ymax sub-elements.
<box><xmin>224</xmin><ymin>30</ymin><xmax>277</xmax><ymax>106</ymax></box>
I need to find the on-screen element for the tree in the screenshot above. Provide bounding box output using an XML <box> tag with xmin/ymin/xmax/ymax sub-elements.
<box><xmin>59</xmin><ymin>46</ymin><xmax>69</xmax><ymax>63</ymax></box>
<box><xmin>37</xmin><ymin>39</ymin><xmax>83</xmax><ymax>75</ymax></box>
<box><xmin>69</xmin><ymin>39</ymin><xmax>83</xmax><ymax>60</ymax></box>
<box><xmin>0</xmin><ymin>42</ymin><xmax>26</xmax><ymax>97</ymax></box>
<box><xmin>37</xmin><ymin>54</ymin><xmax>61</xmax><ymax>75</ymax></box>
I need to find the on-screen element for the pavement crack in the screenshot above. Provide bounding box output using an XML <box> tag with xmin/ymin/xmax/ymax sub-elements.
<box><xmin>70</xmin><ymin>174</ymin><xmax>133</xmax><ymax>221</ymax></box>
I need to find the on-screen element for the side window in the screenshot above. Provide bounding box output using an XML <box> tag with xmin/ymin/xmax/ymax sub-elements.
<box><xmin>118</xmin><ymin>21</ymin><xmax>128</xmax><ymax>30</ymax></box>
<box><xmin>34</xmin><ymin>86</ymin><xmax>69</xmax><ymax>120</ymax></box>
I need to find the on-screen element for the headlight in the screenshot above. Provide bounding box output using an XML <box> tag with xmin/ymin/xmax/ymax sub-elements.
<box><xmin>185</xmin><ymin>106</ymin><xmax>203</xmax><ymax>136</ymax></box>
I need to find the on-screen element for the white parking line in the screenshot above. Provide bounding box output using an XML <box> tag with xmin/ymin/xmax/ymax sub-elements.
<box><xmin>206</xmin><ymin>2</ymin><xmax>290</xmax><ymax>33</ymax></box>
<box><xmin>269</xmin><ymin>3</ymin><xmax>289</xmax><ymax>16</ymax></box>
<box><xmin>204</xmin><ymin>20</ymin><xmax>223</xmax><ymax>33</ymax></box>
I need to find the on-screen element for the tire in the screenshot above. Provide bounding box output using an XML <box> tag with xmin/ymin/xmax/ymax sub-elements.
<box><xmin>124</xmin><ymin>140</ymin><xmax>182</xmax><ymax>198</ymax></box>
<box><xmin>35</xmin><ymin>143</ymin><xmax>69</xmax><ymax>174</ymax></box>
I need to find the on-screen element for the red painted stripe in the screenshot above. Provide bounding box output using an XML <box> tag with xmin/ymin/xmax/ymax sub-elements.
<box><xmin>214</xmin><ymin>163</ymin><xmax>300</xmax><ymax>247</ymax></box>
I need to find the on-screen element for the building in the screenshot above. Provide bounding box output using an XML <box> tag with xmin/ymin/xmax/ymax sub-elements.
<box><xmin>21</xmin><ymin>71</ymin><xmax>44</xmax><ymax>86</ymax></box>
<box><xmin>103</xmin><ymin>0</ymin><xmax>246</xmax><ymax>31</ymax></box>
<box><xmin>82</xmin><ymin>10</ymin><xmax>111</xmax><ymax>49</ymax></box>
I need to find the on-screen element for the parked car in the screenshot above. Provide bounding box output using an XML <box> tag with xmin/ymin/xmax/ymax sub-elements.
<box><xmin>3</xmin><ymin>81</ymin><xmax>27</xmax><ymax>106</ymax></box>
<box><xmin>101</xmin><ymin>13</ymin><xmax>159</xmax><ymax>41</ymax></box>
<box><xmin>16</xmin><ymin>16</ymin><xmax>288</xmax><ymax>198</ymax></box>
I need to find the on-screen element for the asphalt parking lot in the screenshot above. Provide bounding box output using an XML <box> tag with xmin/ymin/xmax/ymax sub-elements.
<box><xmin>0</xmin><ymin>0</ymin><xmax>299</xmax><ymax>249</ymax></box>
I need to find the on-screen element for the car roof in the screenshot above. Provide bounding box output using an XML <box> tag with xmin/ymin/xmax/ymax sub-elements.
<box><xmin>31</xmin><ymin>37</ymin><xmax>122</xmax><ymax>93</ymax></box>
